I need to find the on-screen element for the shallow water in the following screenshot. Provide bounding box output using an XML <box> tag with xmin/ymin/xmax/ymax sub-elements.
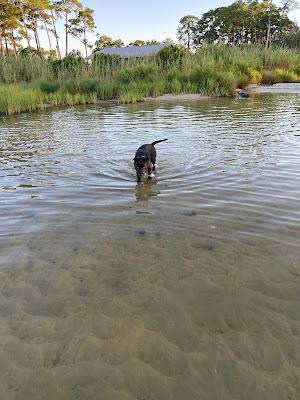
<box><xmin>0</xmin><ymin>95</ymin><xmax>300</xmax><ymax>400</ymax></box>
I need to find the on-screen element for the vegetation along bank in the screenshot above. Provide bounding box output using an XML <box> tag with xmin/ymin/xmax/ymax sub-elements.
<box><xmin>1</xmin><ymin>0</ymin><xmax>300</xmax><ymax>115</ymax></box>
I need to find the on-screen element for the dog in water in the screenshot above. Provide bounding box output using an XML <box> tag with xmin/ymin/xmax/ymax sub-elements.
<box><xmin>133</xmin><ymin>139</ymin><xmax>168</xmax><ymax>182</ymax></box>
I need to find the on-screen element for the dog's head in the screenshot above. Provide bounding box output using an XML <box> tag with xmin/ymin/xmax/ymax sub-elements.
<box><xmin>134</xmin><ymin>155</ymin><xmax>149</xmax><ymax>179</ymax></box>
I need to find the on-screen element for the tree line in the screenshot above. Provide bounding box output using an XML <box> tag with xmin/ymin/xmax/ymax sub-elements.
<box><xmin>93</xmin><ymin>36</ymin><xmax>174</xmax><ymax>52</ymax></box>
<box><xmin>0</xmin><ymin>0</ymin><xmax>97</xmax><ymax>58</ymax></box>
<box><xmin>177</xmin><ymin>0</ymin><xmax>299</xmax><ymax>49</ymax></box>
<box><xmin>1</xmin><ymin>0</ymin><xmax>298</xmax><ymax>61</ymax></box>
<box><xmin>0</xmin><ymin>0</ymin><xmax>175</xmax><ymax>59</ymax></box>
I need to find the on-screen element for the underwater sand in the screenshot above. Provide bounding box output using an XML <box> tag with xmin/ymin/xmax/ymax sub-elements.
<box><xmin>0</xmin><ymin>95</ymin><xmax>300</xmax><ymax>399</ymax></box>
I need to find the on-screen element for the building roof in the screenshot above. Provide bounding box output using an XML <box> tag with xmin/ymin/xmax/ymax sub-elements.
<box><xmin>91</xmin><ymin>44</ymin><xmax>166</xmax><ymax>59</ymax></box>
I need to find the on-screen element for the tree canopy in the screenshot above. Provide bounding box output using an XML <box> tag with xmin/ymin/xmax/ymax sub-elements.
<box><xmin>0</xmin><ymin>0</ymin><xmax>96</xmax><ymax>58</ymax></box>
<box><xmin>178</xmin><ymin>0</ymin><xmax>297</xmax><ymax>49</ymax></box>
<box><xmin>94</xmin><ymin>35</ymin><xmax>124</xmax><ymax>52</ymax></box>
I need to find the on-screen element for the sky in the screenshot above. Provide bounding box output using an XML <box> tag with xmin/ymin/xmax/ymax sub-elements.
<box><xmin>39</xmin><ymin>0</ymin><xmax>300</xmax><ymax>56</ymax></box>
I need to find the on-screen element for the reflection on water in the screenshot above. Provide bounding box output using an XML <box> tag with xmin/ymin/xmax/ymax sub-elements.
<box><xmin>135</xmin><ymin>180</ymin><xmax>160</xmax><ymax>202</ymax></box>
<box><xmin>0</xmin><ymin>95</ymin><xmax>300</xmax><ymax>400</ymax></box>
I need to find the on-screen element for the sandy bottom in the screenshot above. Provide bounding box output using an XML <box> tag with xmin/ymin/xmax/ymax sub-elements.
<box><xmin>0</xmin><ymin>228</ymin><xmax>299</xmax><ymax>400</ymax></box>
<box><xmin>249</xmin><ymin>83</ymin><xmax>300</xmax><ymax>94</ymax></box>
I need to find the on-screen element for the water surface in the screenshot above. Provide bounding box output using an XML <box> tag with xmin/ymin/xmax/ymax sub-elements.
<box><xmin>1</xmin><ymin>95</ymin><xmax>300</xmax><ymax>399</ymax></box>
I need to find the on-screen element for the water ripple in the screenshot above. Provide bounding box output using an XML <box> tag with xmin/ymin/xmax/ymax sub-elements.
<box><xmin>1</xmin><ymin>94</ymin><xmax>300</xmax><ymax>244</ymax></box>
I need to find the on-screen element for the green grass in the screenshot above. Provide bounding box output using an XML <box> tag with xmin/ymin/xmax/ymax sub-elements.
<box><xmin>1</xmin><ymin>45</ymin><xmax>300</xmax><ymax>115</ymax></box>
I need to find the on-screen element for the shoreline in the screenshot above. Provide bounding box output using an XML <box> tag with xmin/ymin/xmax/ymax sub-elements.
<box><xmin>248</xmin><ymin>83</ymin><xmax>300</xmax><ymax>94</ymax></box>
<box><xmin>144</xmin><ymin>93</ymin><xmax>210</xmax><ymax>101</ymax></box>
<box><xmin>2</xmin><ymin>84</ymin><xmax>300</xmax><ymax>117</ymax></box>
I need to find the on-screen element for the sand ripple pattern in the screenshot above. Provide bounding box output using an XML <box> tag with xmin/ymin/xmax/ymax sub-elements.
<box><xmin>0</xmin><ymin>94</ymin><xmax>300</xmax><ymax>399</ymax></box>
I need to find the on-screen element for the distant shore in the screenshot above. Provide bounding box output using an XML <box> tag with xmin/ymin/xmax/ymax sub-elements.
<box><xmin>2</xmin><ymin>46</ymin><xmax>300</xmax><ymax>116</ymax></box>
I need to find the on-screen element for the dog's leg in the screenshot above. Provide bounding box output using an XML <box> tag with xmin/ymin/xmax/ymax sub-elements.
<box><xmin>147</xmin><ymin>168</ymin><xmax>152</xmax><ymax>179</ymax></box>
<box><xmin>152</xmin><ymin>151</ymin><xmax>156</xmax><ymax>171</ymax></box>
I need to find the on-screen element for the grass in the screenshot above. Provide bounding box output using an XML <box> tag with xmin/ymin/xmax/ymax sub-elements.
<box><xmin>1</xmin><ymin>45</ymin><xmax>300</xmax><ymax>115</ymax></box>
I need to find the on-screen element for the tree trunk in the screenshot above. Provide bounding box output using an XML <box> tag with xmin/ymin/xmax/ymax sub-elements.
<box><xmin>232</xmin><ymin>29</ymin><xmax>236</xmax><ymax>46</ymax></box>
<box><xmin>4</xmin><ymin>35</ymin><xmax>9</xmax><ymax>57</ymax></box>
<box><xmin>265</xmin><ymin>12</ymin><xmax>271</xmax><ymax>48</ymax></box>
<box><xmin>0</xmin><ymin>30</ymin><xmax>5</xmax><ymax>58</ymax></box>
<box><xmin>44</xmin><ymin>20</ymin><xmax>53</xmax><ymax>52</ymax></box>
<box><xmin>52</xmin><ymin>12</ymin><xmax>61</xmax><ymax>58</ymax></box>
<box><xmin>254</xmin><ymin>28</ymin><xmax>257</xmax><ymax>46</ymax></box>
<box><xmin>11</xmin><ymin>31</ymin><xmax>17</xmax><ymax>57</ymax></box>
<box><xmin>33</xmin><ymin>21</ymin><xmax>42</xmax><ymax>56</ymax></box>
<box><xmin>25</xmin><ymin>29</ymin><xmax>31</xmax><ymax>49</ymax></box>
<box><xmin>83</xmin><ymin>26</ymin><xmax>87</xmax><ymax>58</ymax></box>
<box><xmin>65</xmin><ymin>13</ymin><xmax>68</xmax><ymax>56</ymax></box>
<box><xmin>19</xmin><ymin>4</ymin><xmax>31</xmax><ymax>49</ymax></box>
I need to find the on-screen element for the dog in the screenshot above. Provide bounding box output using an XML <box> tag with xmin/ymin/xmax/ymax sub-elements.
<box><xmin>134</xmin><ymin>139</ymin><xmax>168</xmax><ymax>182</ymax></box>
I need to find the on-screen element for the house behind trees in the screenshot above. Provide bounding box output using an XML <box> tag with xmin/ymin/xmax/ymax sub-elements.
<box><xmin>89</xmin><ymin>44</ymin><xmax>166</xmax><ymax>59</ymax></box>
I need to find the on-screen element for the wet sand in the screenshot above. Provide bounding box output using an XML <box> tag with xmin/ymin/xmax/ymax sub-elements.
<box><xmin>248</xmin><ymin>83</ymin><xmax>300</xmax><ymax>94</ymax></box>
<box><xmin>144</xmin><ymin>93</ymin><xmax>209</xmax><ymax>102</ymax></box>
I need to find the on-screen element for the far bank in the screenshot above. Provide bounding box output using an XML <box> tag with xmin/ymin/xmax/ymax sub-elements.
<box><xmin>1</xmin><ymin>46</ymin><xmax>300</xmax><ymax>116</ymax></box>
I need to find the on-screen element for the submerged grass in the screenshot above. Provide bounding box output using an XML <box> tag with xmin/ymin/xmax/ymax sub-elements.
<box><xmin>1</xmin><ymin>45</ymin><xmax>300</xmax><ymax>115</ymax></box>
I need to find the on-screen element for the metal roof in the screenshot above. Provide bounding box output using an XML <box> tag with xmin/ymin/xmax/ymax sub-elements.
<box><xmin>91</xmin><ymin>44</ymin><xmax>166</xmax><ymax>59</ymax></box>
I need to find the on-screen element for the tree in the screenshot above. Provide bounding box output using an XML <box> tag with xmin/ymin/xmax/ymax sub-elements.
<box><xmin>20</xmin><ymin>0</ymin><xmax>53</xmax><ymax>57</ymax></box>
<box><xmin>128</xmin><ymin>39</ymin><xmax>146</xmax><ymax>46</ymax></box>
<box><xmin>280</xmin><ymin>0</ymin><xmax>298</xmax><ymax>16</ymax></box>
<box><xmin>12</xmin><ymin>0</ymin><xmax>31</xmax><ymax>50</ymax></box>
<box><xmin>157</xmin><ymin>45</ymin><xmax>188</xmax><ymax>66</ymax></box>
<box><xmin>50</xmin><ymin>0</ymin><xmax>63</xmax><ymax>58</ymax></box>
<box><xmin>55</xmin><ymin>0</ymin><xmax>82</xmax><ymax>56</ymax></box>
<box><xmin>0</xmin><ymin>0</ymin><xmax>21</xmax><ymax>57</ymax></box>
<box><xmin>177</xmin><ymin>15</ymin><xmax>199</xmax><ymax>49</ymax></box>
<box><xmin>69</xmin><ymin>7</ymin><xmax>95</xmax><ymax>57</ymax></box>
<box><xmin>68</xmin><ymin>48</ymin><xmax>81</xmax><ymax>56</ymax></box>
<box><xmin>19</xmin><ymin>45</ymin><xmax>38</xmax><ymax>56</ymax></box>
<box><xmin>163</xmin><ymin>38</ymin><xmax>175</xmax><ymax>45</ymax></box>
<box><xmin>146</xmin><ymin>39</ymin><xmax>161</xmax><ymax>45</ymax></box>
<box><xmin>192</xmin><ymin>0</ymin><xmax>295</xmax><ymax>47</ymax></box>
<box><xmin>94</xmin><ymin>35</ymin><xmax>124</xmax><ymax>51</ymax></box>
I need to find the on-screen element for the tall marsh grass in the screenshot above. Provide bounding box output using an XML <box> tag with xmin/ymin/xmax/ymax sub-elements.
<box><xmin>1</xmin><ymin>45</ymin><xmax>300</xmax><ymax>115</ymax></box>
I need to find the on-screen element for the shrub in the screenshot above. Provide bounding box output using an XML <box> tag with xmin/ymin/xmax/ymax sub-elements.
<box><xmin>248</xmin><ymin>67</ymin><xmax>263</xmax><ymax>84</ymax></box>
<box><xmin>92</xmin><ymin>53</ymin><xmax>121</xmax><ymax>68</ymax></box>
<box><xmin>157</xmin><ymin>45</ymin><xmax>189</xmax><ymax>67</ymax></box>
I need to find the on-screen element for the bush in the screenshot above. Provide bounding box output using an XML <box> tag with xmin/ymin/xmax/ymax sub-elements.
<box><xmin>51</xmin><ymin>55</ymin><xmax>85</xmax><ymax>77</ymax></box>
<box><xmin>248</xmin><ymin>67</ymin><xmax>262</xmax><ymax>84</ymax></box>
<box><xmin>157</xmin><ymin>45</ymin><xmax>188</xmax><ymax>67</ymax></box>
<box><xmin>35</xmin><ymin>80</ymin><xmax>60</xmax><ymax>93</ymax></box>
<box><xmin>92</xmin><ymin>53</ymin><xmax>121</xmax><ymax>68</ymax></box>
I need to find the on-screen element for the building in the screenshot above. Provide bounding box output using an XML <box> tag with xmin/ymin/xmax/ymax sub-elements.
<box><xmin>89</xmin><ymin>44</ymin><xmax>166</xmax><ymax>60</ymax></box>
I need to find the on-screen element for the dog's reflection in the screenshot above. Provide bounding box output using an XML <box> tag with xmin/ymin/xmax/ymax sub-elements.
<box><xmin>134</xmin><ymin>179</ymin><xmax>160</xmax><ymax>202</ymax></box>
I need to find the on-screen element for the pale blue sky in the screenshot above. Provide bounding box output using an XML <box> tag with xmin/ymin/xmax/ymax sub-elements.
<box><xmin>41</xmin><ymin>0</ymin><xmax>299</xmax><ymax>56</ymax></box>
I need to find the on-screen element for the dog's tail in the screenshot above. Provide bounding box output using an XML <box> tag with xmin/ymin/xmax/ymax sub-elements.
<box><xmin>152</xmin><ymin>139</ymin><xmax>168</xmax><ymax>146</ymax></box>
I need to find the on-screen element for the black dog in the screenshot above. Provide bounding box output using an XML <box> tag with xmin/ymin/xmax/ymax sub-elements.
<box><xmin>134</xmin><ymin>139</ymin><xmax>168</xmax><ymax>182</ymax></box>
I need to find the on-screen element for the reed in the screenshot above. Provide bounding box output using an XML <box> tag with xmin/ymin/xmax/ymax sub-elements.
<box><xmin>1</xmin><ymin>45</ymin><xmax>300</xmax><ymax>115</ymax></box>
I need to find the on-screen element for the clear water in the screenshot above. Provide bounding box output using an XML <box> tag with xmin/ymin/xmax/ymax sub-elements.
<box><xmin>0</xmin><ymin>95</ymin><xmax>300</xmax><ymax>400</ymax></box>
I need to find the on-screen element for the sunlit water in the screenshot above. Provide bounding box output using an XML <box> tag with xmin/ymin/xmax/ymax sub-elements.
<box><xmin>0</xmin><ymin>95</ymin><xmax>300</xmax><ymax>400</ymax></box>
